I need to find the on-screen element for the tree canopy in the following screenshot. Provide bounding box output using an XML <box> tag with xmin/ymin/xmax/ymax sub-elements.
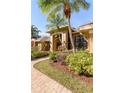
<box><xmin>38</xmin><ymin>0</ymin><xmax>89</xmax><ymax>20</ymax></box>
<box><xmin>46</xmin><ymin>14</ymin><xmax>67</xmax><ymax>30</ymax></box>
<box><xmin>31</xmin><ymin>25</ymin><xmax>41</xmax><ymax>39</ymax></box>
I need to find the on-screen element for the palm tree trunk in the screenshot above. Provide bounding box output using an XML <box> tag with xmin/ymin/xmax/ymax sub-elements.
<box><xmin>68</xmin><ymin>17</ymin><xmax>75</xmax><ymax>52</ymax></box>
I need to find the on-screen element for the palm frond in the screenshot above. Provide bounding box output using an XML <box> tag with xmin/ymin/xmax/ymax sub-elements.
<box><xmin>46</xmin><ymin>13</ymin><xmax>67</xmax><ymax>30</ymax></box>
<box><xmin>76</xmin><ymin>0</ymin><xmax>89</xmax><ymax>9</ymax></box>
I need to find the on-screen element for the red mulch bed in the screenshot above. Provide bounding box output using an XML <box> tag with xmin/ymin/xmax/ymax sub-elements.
<box><xmin>50</xmin><ymin>62</ymin><xmax>93</xmax><ymax>85</ymax></box>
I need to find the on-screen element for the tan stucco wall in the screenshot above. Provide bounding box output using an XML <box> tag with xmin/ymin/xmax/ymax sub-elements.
<box><xmin>49</xmin><ymin>24</ymin><xmax>93</xmax><ymax>52</ymax></box>
<box><xmin>50</xmin><ymin>31</ymin><xmax>93</xmax><ymax>52</ymax></box>
<box><xmin>87</xmin><ymin>33</ymin><xmax>93</xmax><ymax>53</ymax></box>
<box><xmin>89</xmin><ymin>30</ymin><xmax>93</xmax><ymax>53</ymax></box>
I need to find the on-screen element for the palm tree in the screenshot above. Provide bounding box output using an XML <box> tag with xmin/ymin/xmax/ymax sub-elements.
<box><xmin>38</xmin><ymin>0</ymin><xmax>89</xmax><ymax>52</ymax></box>
<box><xmin>31</xmin><ymin>25</ymin><xmax>41</xmax><ymax>39</ymax></box>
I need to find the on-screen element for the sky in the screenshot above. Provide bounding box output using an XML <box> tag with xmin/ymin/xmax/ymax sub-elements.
<box><xmin>31</xmin><ymin>0</ymin><xmax>93</xmax><ymax>36</ymax></box>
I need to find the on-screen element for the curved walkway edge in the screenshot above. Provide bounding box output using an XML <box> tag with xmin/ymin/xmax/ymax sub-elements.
<box><xmin>31</xmin><ymin>57</ymin><xmax>72</xmax><ymax>93</ymax></box>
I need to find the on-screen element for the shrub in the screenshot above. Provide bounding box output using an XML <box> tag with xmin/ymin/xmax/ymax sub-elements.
<box><xmin>31</xmin><ymin>46</ymin><xmax>39</xmax><ymax>52</ymax></box>
<box><xmin>83</xmin><ymin>65</ymin><xmax>93</xmax><ymax>76</ymax></box>
<box><xmin>49</xmin><ymin>52</ymin><xmax>58</xmax><ymax>61</ymax></box>
<box><xmin>66</xmin><ymin>50</ymin><xmax>93</xmax><ymax>76</ymax></box>
<box><xmin>31</xmin><ymin>46</ymin><xmax>48</xmax><ymax>60</ymax></box>
<box><xmin>31</xmin><ymin>51</ymin><xmax>48</xmax><ymax>59</ymax></box>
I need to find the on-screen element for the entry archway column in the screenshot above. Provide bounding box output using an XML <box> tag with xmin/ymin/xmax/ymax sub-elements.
<box><xmin>87</xmin><ymin>30</ymin><xmax>93</xmax><ymax>53</ymax></box>
<box><xmin>50</xmin><ymin>34</ymin><xmax>54</xmax><ymax>52</ymax></box>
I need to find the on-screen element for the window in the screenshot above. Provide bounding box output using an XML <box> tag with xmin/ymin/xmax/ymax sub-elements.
<box><xmin>75</xmin><ymin>35</ymin><xmax>87</xmax><ymax>50</ymax></box>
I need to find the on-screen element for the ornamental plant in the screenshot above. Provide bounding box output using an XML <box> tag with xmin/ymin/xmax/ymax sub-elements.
<box><xmin>49</xmin><ymin>52</ymin><xmax>58</xmax><ymax>61</ymax></box>
<box><xmin>31</xmin><ymin>46</ymin><xmax>48</xmax><ymax>60</ymax></box>
<box><xmin>66</xmin><ymin>50</ymin><xmax>93</xmax><ymax>76</ymax></box>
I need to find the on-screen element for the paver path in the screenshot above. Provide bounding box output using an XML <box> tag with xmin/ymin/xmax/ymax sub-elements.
<box><xmin>32</xmin><ymin>57</ymin><xmax>72</xmax><ymax>93</ymax></box>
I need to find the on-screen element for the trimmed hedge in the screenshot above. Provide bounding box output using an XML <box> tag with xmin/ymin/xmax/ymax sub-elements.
<box><xmin>31</xmin><ymin>46</ymin><xmax>48</xmax><ymax>60</ymax></box>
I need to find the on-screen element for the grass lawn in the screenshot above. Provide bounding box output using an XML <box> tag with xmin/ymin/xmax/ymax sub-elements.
<box><xmin>34</xmin><ymin>60</ymin><xmax>93</xmax><ymax>93</ymax></box>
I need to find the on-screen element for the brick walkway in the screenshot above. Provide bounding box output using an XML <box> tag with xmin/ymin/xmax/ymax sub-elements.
<box><xmin>32</xmin><ymin>57</ymin><xmax>72</xmax><ymax>93</ymax></box>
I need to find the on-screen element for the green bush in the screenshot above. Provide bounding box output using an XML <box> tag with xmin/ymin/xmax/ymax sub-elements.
<box><xmin>83</xmin><ymin>65</ymin><xmax>93</xmax><ymax>76</ymax></box>
<box><xmin>66</xmin><ymin>50</ymin><xmax>93</xmax><ymax>76</ymax></box>
<box><xmin>31</xmin><ymin>46</ymin><xmax>39</xmax><ymax>52</ymax></box>
<box><xmin>31</xmin><ymin>46</ymin><xmax>48</xmax><ymax>60</ymax></box>
<box><xmin>49</xmin><ymin>52</ymin><xmax>58</xmax><ymax>60</ymax></box>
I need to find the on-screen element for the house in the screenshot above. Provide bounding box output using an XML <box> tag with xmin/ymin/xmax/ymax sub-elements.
<box><xmin>47</xmin><ymin>22</ymin><xmax>93</xmax><ymax>52</ymax></box>
<box><xmin>31</xmin><ymin>37</ymin><xmax>50</xmax><ymax>51</ymax></box>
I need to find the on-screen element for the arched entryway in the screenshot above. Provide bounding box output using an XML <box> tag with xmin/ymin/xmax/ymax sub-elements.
<box><xmin>53</xmin><ymin>34</ymin><xmax>62</xmax><ymax>51</ymax></box>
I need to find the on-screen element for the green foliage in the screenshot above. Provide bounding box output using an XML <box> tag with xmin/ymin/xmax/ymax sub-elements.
<box><xmin>49</xmin><ymin>52</ymin><xmax>58</xmax><ymax>60</ymax></box>
<box><xmin>46</xmin><ymin>14</ymin><xmax>67</xmax><ymax>30</ymax></box>
<box><xmin>38</xmin><ymin>0</ymin><xmax>89</xmax><ymax>20</ymax></box>
<box><xmin>31</xmin><ymin>25</ymin><xmax>41</xmax><ymax>39</ymax></box>
<box><xmin>31</xmin><ymin>46</ymin><xmax>39</xmax><ymax>52</ymax></box>
<box><xmin>83</xmin><ymin>65</ymin><xmax>93</xmax><ymax>76</ymax></box>
<box><xmin>66</xmin><ymin>50</ymin><xmax>93</xmax><ymax>76</ymax></box>
<box><xmin>31</xmin><ymin>47</ymin><xmax>48</xmax><ymax>60</ymax></box>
